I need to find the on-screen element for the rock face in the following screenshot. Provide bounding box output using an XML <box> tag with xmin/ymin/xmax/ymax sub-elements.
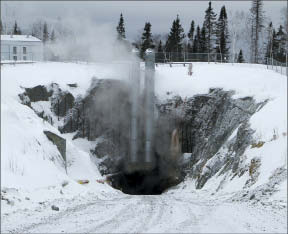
<box><xmin>156</xmin><ymin>88</ymin><xmax>268</xmax><ymax>189</ymax></box>
<box><xmin>18</xmin><ymin>81</ymin><xmax>270</xmax><ymax>193</ymax></box>
<box><xmin>43</xmin><ymin>131</ymin><xmax>66</xmax><ymax>164</ymax></box>
<box><xmin>19</xmin><ymin>83</ymin><xmax>75</xmax><ymax>122</ymax></box>
<box><xmin>24</xmin><ymin>85</ymin><xmax>53</xmax><ymax>102</ymax></box>
<box><xmin>57</xmin><ymin>78</ymin><xmax>132</xmax><ymax>175</ymax></box>
<box><xmin>51</xmin><ymin>92</ymin><xmax>75</xmax><ymax>117</ymax></box>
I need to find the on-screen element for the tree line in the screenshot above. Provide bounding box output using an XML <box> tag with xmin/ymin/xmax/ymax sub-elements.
<box><xmin>1</xmin><ymin>20</ymin><xmax>58</xmax><ymax>44</ymax></box>
<box><xmin>1</xmin><ymin>0</ymin><xmax>287</xmax><ymax>63</ymax></box>
<box><xmin>116</xmin><ymin>0</ymin><xmax>287</xmax><ymax>63</ymax></box>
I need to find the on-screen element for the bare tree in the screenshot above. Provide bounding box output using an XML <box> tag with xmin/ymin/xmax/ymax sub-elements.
<box><xmin>250</xmin><ymin>0</ymin><xmax>265</xmax><ymax>63</ymax></box>
<box><xmin>228</xmin><ymin>10</ymin><xmax>251</xmax><ymax>63</ymax></box>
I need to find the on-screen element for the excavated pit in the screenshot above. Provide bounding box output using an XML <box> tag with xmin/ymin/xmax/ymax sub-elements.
<box><xmin>19</xmin><ymin>81</ymin><xmax>267</xmax><ymax>195</ymax></box>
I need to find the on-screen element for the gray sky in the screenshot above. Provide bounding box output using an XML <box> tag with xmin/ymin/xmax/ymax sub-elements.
<box><xmin>1</xmin><ymin>1</ymin><xmax>286</xmax><ymax>40</ymax></box>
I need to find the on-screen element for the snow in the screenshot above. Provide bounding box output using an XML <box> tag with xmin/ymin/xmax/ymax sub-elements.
<box><xmin>155</xmin><ymin>63</ymin><xmax>287</xmax><ymax>103</ymax></box>
<box><xmin>1</xmin><ymin>35</ymin><xmax>42</xmax><ymax>42</ymax></box>
<box><xmin>1</xmin><ymin>61</ymin><xmax>287</xmax><ymax>233</ymax></box>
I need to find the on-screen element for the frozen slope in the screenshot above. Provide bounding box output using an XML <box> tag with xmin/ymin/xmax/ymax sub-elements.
<box><xmin>1</xmin><ymin>62</ymin><xmax>287</xmax><ymax>233</ymax></box>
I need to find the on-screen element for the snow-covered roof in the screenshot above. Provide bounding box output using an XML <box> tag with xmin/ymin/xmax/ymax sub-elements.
<box><xmin>1</xmin><ymin>35</ymin><xmax>42</xmax><ymax>42</ymax></box>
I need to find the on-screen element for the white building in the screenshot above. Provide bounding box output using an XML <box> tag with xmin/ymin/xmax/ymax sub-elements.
<box><xmin>1</xmin><ymin>35</ymin><xmax>43</xmax><ymax>61</ymax></box>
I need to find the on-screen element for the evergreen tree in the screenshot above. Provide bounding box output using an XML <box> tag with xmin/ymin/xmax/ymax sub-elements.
<box><xmin>0</xmin><ymin>20</ymin><xmax>3</xmax><ymax>34</ymax></box>
<box><xmin>140</xmin><ymin>22</ymin><xmax>154</xmax><ymax>58</ymax></box>
<box><xmin>187</xmin><ymin>20</ymin><xmax>195</xmax><ymax>52</ymax></box>
<box><xmin>250</xmin><ymin>0</ymin><xmax>265</xmax><ymax>63</ymax></box>
<box><xmin>116</xmin><ymin>13</ymin><xmax>126</xmax><ymax>40</ymax></box>
<box><xmin>203</xmin><ymin>1</ymin><xmax>217</xmax><ymax>53</ymax></box>
<box><xmin>275</xmin><ymin>25</ymin><xmax>286</xmax><ymax>62</ymax></box>
<box><xmin>157</xmin><ymin>40</ymin><xmax>165</xmax><ymax>62</ymax></box>
<box><xmin>199</xmin><ymin>26</ymin><xmax>207</xmax><ymax>53</ymax></box>
<box><xmin>192</xmin><ymin>26</ymin><xmax>201</xmax><ymax>53</ymax></box>
<box><xmin>237</xmin><ymin>49</ymin><xmax>245</xmax><ymax>63</ymax></box>
<box><xmin>50</xmin><ymin>30</ymin><xmax>56</xmax><ymax>42</ymax></box>
<box><xmin>187</xmin><ymin>43</ymin><xmax>192</xmax><ymax>53</ymax></box>
<box><xmin>13</xmin><ymin>21</ymin><xmax>21</xmax><ymax>35</ymax></box>
<box><xmin>157</xmin><ymin>40</ymin><xmax>163</xmax><ymax>52</ymax></box>
<box><xmin>165</xmin><ymin>15</ymin><xmax>186</xmax><ymax>54</ymax></box>
<box><xmin>265</xmin><ymin>22</ymin><xmax>274</xmax><ymax>59</ymax></box>
<box><xmin>216</xmin><ymin>6</ymin><xmax>229</xmax><ymax>59</ymax></box>
<box><xmin>43</xmin><ymin>22</ymin><xmax>49</xmax><ymax>43</ymax></box>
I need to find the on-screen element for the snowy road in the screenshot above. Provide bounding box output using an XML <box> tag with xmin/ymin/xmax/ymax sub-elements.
<box><xmin>2</xmin><ymin>188</ymin><xmax>286</xmax><ymax>233</ymax></box>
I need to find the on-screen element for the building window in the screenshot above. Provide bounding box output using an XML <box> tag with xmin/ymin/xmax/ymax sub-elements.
<box><xmin>23</xmin><ymin>56</ymin><xmax>27</xmax><ymax>61</ymax></box>
<box><xmin>23</xmin><ymin>47</ymin><xmax>27</xmax><ymax>54</ymax></box>
<box><xmin>13</xmin><ymin>47</ymin><xmax>17</xmax><ymax>54</ymax></box>
<box><xmin>13</xmin><ymin>56</ymin><xmax>17</xmax><ymax>61</ymax></box>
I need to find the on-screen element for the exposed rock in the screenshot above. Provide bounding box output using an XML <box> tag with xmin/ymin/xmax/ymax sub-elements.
<box><xmin>43</xmin><ymin>131</ymin><xmax>66</xmax><ymax>163</ymax></box>
<box><xmin>51</xmin><ymin>92</ymin><xmax>75</xmax><ymax>117</ymax></box>
<box><xmin>25</xmin><ymin>85</ymin><xmax>53</xmax><ymax>102</ymax></box>
<box><xmin>19</xmin><ymin>83</ymin><xmax>75</xmax><ymax>124</ymax></box>
<box><xmin>61</xmin><ymin>181</ymin><xmax>69</xmax><ymax>187</ymax></box>
<box><xmin>67</xmin><ymin>83</ymin><xmax>78</xmax><ymax>88</ymax></box>
<box><xmin>51</xmin><ymin>205</ymin><xmax>59</xmax><ymax>211</ymax></box>
<box><xmin>91</xmin><ymin>140</ymin><xmax>116</xmax><ymax>158</ymax></box>
<box><xmin>156</xmin><ymin>88</ymin><xmax>267</xmax><ymax>189</ymax></box>
<box><xmin>59</xmin><ymin>78</ymin><xmax>131</xmax><ymax>174</ymax></box>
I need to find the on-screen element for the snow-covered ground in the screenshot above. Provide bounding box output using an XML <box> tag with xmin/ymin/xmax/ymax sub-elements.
<box><xmin>1</xmin><ymin>62</ymin><xmax>287</xmax><ymax>233</ymax></box>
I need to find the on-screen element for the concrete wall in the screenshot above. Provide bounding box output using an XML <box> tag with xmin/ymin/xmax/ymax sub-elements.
<box><xmin>1</xmin><ymin>40</ymin><xmax>43</xmax><ymax>61</ymax></box>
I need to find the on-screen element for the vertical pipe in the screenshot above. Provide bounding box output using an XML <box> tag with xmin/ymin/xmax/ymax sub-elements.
<box><xmin>130</xmin><ymin>49</ymin><xmax>140</xmax><ymax>163</ymax></box>
<box><xmin>144</xmin><ymin>49</ymin><xmax>155</xmax><ymax>164</ymax></box>
<box><xmin>286</xmin><ymin>2</ymin><xmax>288</xmax><ymax>77</ymax></box>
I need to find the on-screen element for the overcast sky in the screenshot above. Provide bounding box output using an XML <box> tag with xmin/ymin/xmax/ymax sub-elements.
<box><xmin>1</xmin><ymin>1</ymin><xmax>286</xmax><ymax>39</ymax></box>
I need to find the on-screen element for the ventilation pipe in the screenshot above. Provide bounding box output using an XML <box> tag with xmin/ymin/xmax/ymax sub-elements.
<box><xmin>144</xmin><ymin>49</ymin><xmax>155</xmax><ymax>170</ymax></box>
<box><xmin>130</xmin><ymin>49</ymin><xmax>140</xmax><ymax>163</ymax></box>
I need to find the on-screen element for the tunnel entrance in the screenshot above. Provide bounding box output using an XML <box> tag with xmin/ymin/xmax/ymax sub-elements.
<box><xmin>108</xmin><ymin>170</ymin><xmax>181</xmax><ymax>195</ymax></box>
<box><xmin>107</xmin><ymin>154</ymin><xmax>183</xmax><ymax>195</ymax></box>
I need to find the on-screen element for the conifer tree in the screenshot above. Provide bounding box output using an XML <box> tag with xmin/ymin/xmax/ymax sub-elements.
<box><xmin>43</xmin><ymin>22</ymin><xmax>49</xmax><ymax>43</ymax></box>
<box><xmin>187</xmin><ymin>20</ymin><xmax>195</xmax><ymax>52</ymax></box>
<box><xmin>50</xmin><ymin>30</ymin><xmax>56</xmax><ymax>42</ymax></box>
<box><xmin>165</xmin><ymin>15</ymin><xmax>186</xmax><ymax>54</ymax></box>
<box><xmin>192</xmin><ymin>26</ymin><xmax>201</xmax><ymax>53</ymax></box>
<box><xmin>265</xmin><ymin>22</ymin><xmax>274</xmax><ymax>59</ymax></box>
<box><xmin>157</xmin><ymin>40</ymin><xmax>163</xmax><ymax>52</ymax></box>
<box><xmin>140</xmin><ymin>22</ymin><xmax>154</xmax><ymax>58</ymax></box>
<box><xmin>0</xmin><ymin>20</ymin><xmax>3</xmax><ymax>34</ymax></box>
<box><xmin>116</xmin><ymin>13</ymin><xmax>126</xmax><ymax>40</ymax></box>
<box><xmin>199</xmin><ymin>26</ymin><xmax>207</xmax><ymax>53</ymax></box>
<box><xmin>203</xmin><ymin>1</ymin><xmax>217</xmax><ymax>53</ymax></box>
<box><xmin>216</xmin><ymin>6</ymin><xmax>229</xmax><ymax>59</ymax></box>
<box><xmin>157</xmin><ymin>40</ymin><xmax>165</xmax><ymax>62</ymax></box>
<box><xmin>275</xmin><ymin>25</ymin><xmax>286</xmax><ymax>62</ymax></box>
<box><xmin>237</xmin><ymin>49</ymin><xmax>245</xmax><ymax>63</ymax></box>
<box><xmin>13</xmin><ymin>21</ymin><xmax>21</xmax><ymax>35</ymax></box>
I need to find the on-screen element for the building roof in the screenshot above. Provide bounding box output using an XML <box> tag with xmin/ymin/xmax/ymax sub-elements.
<box><xmin>1</xmin><ymin>35</ymin><xmax>42</xmax><ymax>42</ymax></box>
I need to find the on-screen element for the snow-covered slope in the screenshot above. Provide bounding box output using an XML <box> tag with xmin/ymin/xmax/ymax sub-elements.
<box><xmin>1</xmin><ymin>62</ymin><xmax>287</xmax><ymax>232</ymax></box>
<box><xmin>155</xmin><ymin>63</ymin><xmax>287</xmax><ymax>204</ymax></box>
<box><xmin>1</xmin><ymin>62</ymin><xmax>123</xmax><ymax>214</ymax></box>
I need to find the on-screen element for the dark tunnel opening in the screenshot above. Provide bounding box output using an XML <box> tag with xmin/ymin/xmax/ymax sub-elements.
<box><xmin>107</xmin><ymin>153</ymin><xmax>184</xmax><ymax>195</ymax></box>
